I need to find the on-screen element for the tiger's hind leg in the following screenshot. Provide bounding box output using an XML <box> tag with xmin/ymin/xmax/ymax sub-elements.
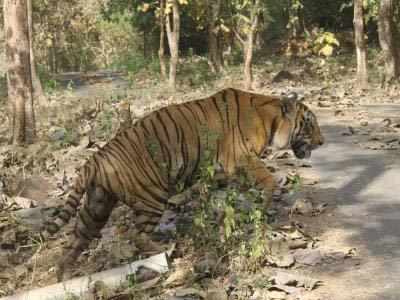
<box><xmin>56</xmin><ymin>184</ymin><xmax>118</xmax><ymax>281</ymax></box>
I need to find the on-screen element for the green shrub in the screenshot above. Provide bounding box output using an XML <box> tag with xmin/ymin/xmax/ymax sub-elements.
<box><xmin>44</xmin><ymin>79</ymin><xmax>59</xmax><ymax>95</ymax></box>
<box><xmin>115</xmin><ymin>53</ymin><xmax>150</xmax><ymax>74</ymax></box>
<box><xmin>187</xmin><ymin>159</ymin><xmax>271</xmax><ymax>272</ymax></box>
<box><xmin>178</xmin><ymin>58</ymin><xmax>217</xmax><ymax>86</ymax></box>
<box><xmin>95</xmin><ymin>109</ymin><xmax>118</xmax><ymax>141</ymax></box>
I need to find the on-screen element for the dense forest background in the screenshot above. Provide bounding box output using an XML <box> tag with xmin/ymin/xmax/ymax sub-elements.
<box><xmin>0</xmin><ymin>0</ymin><xmax>395</xmax><ymax>98</ymax></box>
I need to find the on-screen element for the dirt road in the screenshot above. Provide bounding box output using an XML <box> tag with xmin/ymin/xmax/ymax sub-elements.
<box><xmin>308</xmin><ymin>106</ymin><xmax>400</xmax><ymax>300</ymax></box>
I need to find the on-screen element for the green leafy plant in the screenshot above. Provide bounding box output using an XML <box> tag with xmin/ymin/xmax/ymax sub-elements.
<box><xmin>197</xmin><ymin>126</ymin><xmax>220</xmax><ymax>186</ymax></box>
<box><xmin>51</xmin><ymin>127</ymin><xmax>80</xmax><ymax>150</ymax></box>
<box><xmin>96</xmin><ymin>110</ymin><xmax>118</xmax><ymax>141</ymax></box>
<box><xmin>288</xmin><ymin>173</ymin><xmax>302</xmax><ymax>193</ymax></box>
<box><xmin>44</xmin><ymin>79</ymin><xmax>59</xmax><ymax>95</ymax></box>
<box><xmin>191</xmin><ymin>168</ymin><xmax>271</xmax><ymax>272</ymax></box>
<box><xmin>178</xmin><ymin>59</ymin><xmax>217</xmax><ymax>87</ymax></box>
<box><xmin>362</xmin><ymin>0</ymin><xmax>379</xmax><ymax>24</ymax></box>
<box><xmin>126</xmin><ymin>273</ymin><xmax>137</xmax><ymax>289</ymax></box>
<box><xmin>312</xmin><ymin>30</ymin><xmax>340</xmax><ymax>57</ymax></box>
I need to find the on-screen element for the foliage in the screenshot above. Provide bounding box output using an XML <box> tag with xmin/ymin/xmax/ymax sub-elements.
<box><xmin>32</xmin><ymin>0</ymin><xmax>143</xmax><ymax>72</ymax></box>
<box><xmin>95</xmin><ymin>109</ymin><xmax>119</xmax><ymax>141</ymax></box>
<box><xmin>339</xmin><ymin>0</ymin><xmax>379</xmax><ymax>26</ymax></box>
<box><xmin>43</xmin><ymin>79</ymin><xmax>59</xmax><ymax>95</ymax></box>
<box><xmin>197</xmin><ymin>126</ymin><xmax>221</xmax><ymax>187</ymax></box>
<box><xmin>311</xmin><ymin>30</ymin><xmax>340</xmax><ymax>57</ymax></box>
<box><xmin>302</xmin><ymin>0</ymin><xmax>353</xmax><ymax>30</ymax></box>
<box><xmin>362</xmin><ymin>0</ymin><xmax>379</xmax><ymax>24</ymax></box>
<box><xmin>116</xmin><ymin>53</ymin><xmax>152</xmax><ymax>75</ymax></box>
<box><xmin>229</xmin><ymin>0</ymin><xmax>269</xmax><ymax>39</ymax></box>
<box><xmin>32</xmin><ymin>0</ymin><xmax>97</xmax><ymax>72</ymax></box>
<box><xmin>191</xmin><ymin>160</ymin><xmax>271</xmax><ymax>272</ymax></box>
<box><xmin>287</xmin><ymin>0</ymin><xmax>304</xmax><ymax>37</ymax></box>
<box><xmin>94</xmin><ymin>12</ymin><xmax>142</xmax><ymax>68</ymax></box>
<box><xmin>286</xmin><ymin>172</ymin><xmax>302</xmax><ymax>194</ymax></box>
<box><xmin>21</xmin><ymin>0</ymin><xmax>382</xmax><ymax>85</ymax></box>
<box><xmin>193</xmin><ymin>185</ymin><xmax>270</xmax><ymax>271</ymax></box>
<box><xmin>50</xmin><ymin>127</ymin><xmax>80</xmax><ymax>150</ymax></box>
<box><xmin>178</xmin><ymin>58</ymin><xmax>217</xmax><ymax>86</ymax></box>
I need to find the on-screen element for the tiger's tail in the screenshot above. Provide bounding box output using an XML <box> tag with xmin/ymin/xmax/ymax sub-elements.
<box><xmin>43</xmin><ymin>164</ymin><xmax>95</xmax><ymax>237</ymax></box>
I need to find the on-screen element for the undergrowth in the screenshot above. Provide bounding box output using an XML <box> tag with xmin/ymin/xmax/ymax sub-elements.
<box><xmin>182</xmin><ymin>151</ymin><xmax>275</xmax><ymax>274</ymax></box>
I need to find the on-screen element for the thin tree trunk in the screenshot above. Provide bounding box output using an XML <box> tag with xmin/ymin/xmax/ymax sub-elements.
<box><xmin>378</xmin><ymin>0</ymin><xmax>399</xmax><ymax>84</ymax></box>
<box><xmin>27</xmin><ymin>0</ymin><xmax>47</xmax><ymax>106</ymax></box>
<box><xmin>4</xmin><ymin>0</ymin><xmax>36</xmax><ymax>144</ymax></box>
<box><xmin>207</xmin><ymin>0</ymin><xmax>223</xmax><ymax>73</ymax></box>
<box><xmin>233</xmin><ymin>0</ymin><xmax>261</xmax><ymax>90</ymax></box>
<box><xmin>208</xmin><ymin>26</ymin><xmax>219</xmax><ymax>73</ymax></box>
<box><xmin>288</xmin><ymin>0</ymin><xmax>303</xmax><ymax>39</ymax></box>
<box><xmin>158</xmin><ymin>0</ymin><xmax>167</xmax><ymax>80</ymax></box>
<box><xmin>354</xmin><ymin>0</ymin><xmax>368</xmax><ymax>88</ymax></box>
<box><xmin>165</xmin><ymin>0</ymin><xmax>180</xmax><ymax>89</ymax></box>
<box><xmin>244</xmin><ymin>33</ymin><xmax>255</xmax><ymax>90</ymax></box>
<box><xmin>51</xmin><ymin>36</ymin><xmax>57</xmax><ymax>73</ymax></box>
<box><xmin>223</xmin><ymin>32</ymin><xmax>234</xmax><ymax>66</ymax></box>
<box><xmin>143</xmin><ymin>30</ymin><xmax>146</xmax><ymax>58</ymax></box>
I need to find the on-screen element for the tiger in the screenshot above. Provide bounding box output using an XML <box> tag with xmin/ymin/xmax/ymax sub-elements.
<box><xmin>43</xmin><ymin>87</ymin><xmax>324</xmax><ymax>279</ymax></box>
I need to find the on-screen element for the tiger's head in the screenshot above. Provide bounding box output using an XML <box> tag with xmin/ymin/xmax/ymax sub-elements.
<box><xmin>290</xmin><ymin>100</ymin><xmax>324</xmax><ymax>159</ymax></box>
<box><xmin>270</xmin><ymin>92</ymin><xmax>324</xmax><ymax>159</ymax></box>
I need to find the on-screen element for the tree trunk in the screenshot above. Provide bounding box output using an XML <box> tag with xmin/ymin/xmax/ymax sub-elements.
<box><xmin>207</xmin><ymin>0</ymin><xmax>223</xmax><ymax>73</ymax></box>
<box><xmin>243</xmin><ymin>34</ymin><xmax>255</xmax><ymax>90</ymax></box>
<box><xmin>353</xmin><ymin>0</ymin><xmax>368</xmax><ymax>88</ymax></box>
<box><xmin>27</xmin><ymin>0</ymin><xmax>47</xmax><ymax>106</ymax></box>
<box><xmin>143</xmin><ymin>30</ymin><xmax>147</xmax><ymax>58</ymax></box>
<box><xmin>50</xmin><ymin>36</ymin><xmax>57</xmax><ymax>73</ymax></box>
<box><xmin>378</xmin><ymin>0</ymin><xmax>399</xmax><ymax>84</ymax></box>
<box><xmin>288</xmin><ymin>0</ymin><xmax>303</xmax><ymax>39</ymax></box>
<box><xmin>223</xmin><ymin>31</ymin><xmax>234</xmax><ymax>66</ymax></box>
<box><xmin>165</xmin><ymin>0</ymin><xmax>180</xmax><ymax>89</ymax></box>
<box><xmin>158</xmin><ymin>0</ymin><xmax>167</xmax><ymax>80</ymax></box>
<box><xmin>208</xmin><ymin>26</ymin><xmax>219</xmax><ymax>73</ymax></box>
<box><xmin>234</xmin><ymin>0</ymin><xmax>261</xmax><ymax>90</ymax></box>
<box><xmin>4</xmin><ymin>0</ymin><xmax>36</xmax><ymax>144</ymax></box>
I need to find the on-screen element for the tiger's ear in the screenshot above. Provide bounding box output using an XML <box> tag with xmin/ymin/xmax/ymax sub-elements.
<box><xmin>281</xmin><ymin>92</ymin><xmax>298</xmax><ymax>117</ymax></box>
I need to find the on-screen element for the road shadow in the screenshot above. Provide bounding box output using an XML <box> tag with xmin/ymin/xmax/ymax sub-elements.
<box><xmin>300</xmin><ymin>118</ymin><xmax>400</xmax><ymax>299</ymax></box>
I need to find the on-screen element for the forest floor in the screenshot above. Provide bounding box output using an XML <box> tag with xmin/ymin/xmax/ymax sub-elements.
<box><xmin>1</xmin><ymin>58</ymin><xmax>400</xmax><ymax>299</ymax></box>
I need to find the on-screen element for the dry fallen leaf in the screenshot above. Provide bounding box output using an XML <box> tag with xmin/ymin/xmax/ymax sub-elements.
<box><xmin>293</xmin><ymin>248</ymin><xmax>323</xmax><ymax>266</ymax></box>
<box><xmin>266</xmin><ymin>239</ymin><xmax>295</xmax><ymax>268</ymax></box>
<box><xmin>163</xmin><ymin>266</ymin><xmax>192</xmax><ymax>287</ymax></box>
<box><xmin>271</xmin><ymin>271</ymin><xmax>322</xmax><ymax>291</ymax></box>
<box><xmin>290</xmin><ymin>198</ymin><xmax>314</xmax><ymax>216</ymax></box>
<box><xmin>174</xmin><ymin>287</ymin><xmax>206</xmax><ymax>298</ymax></box>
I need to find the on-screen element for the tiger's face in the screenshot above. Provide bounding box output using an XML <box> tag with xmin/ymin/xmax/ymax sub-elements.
<box><xmin>290</xmin><ymin>103</ymin><xmax>324</xmax><ymax>159</ymax></box>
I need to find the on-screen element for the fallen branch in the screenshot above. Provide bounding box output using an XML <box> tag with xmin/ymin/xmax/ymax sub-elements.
<box><xmin>0</xmin><ymin>252</ymin><xmax>169</xmax><ymax>300</ymax></box>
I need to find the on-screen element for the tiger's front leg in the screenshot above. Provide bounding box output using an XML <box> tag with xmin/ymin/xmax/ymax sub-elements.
<box><xmin>56</xmin><ymin>184</ymin><xmax>118</xmax><ymax>281</ymax></box>
<box><xmin>237</xmin><ymin>155</ymin><xmax>276</xmax><ymax>207</ymax></box>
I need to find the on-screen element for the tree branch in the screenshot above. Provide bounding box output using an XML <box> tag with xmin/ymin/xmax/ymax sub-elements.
<box><xmin>165</xmin><ymin>9</ymin><xmax>173</xmax><ymax>46</ymax></box>
<box><xmin>233</xmin><ymin>28</ymin><xmax>245</xmax><ymax>47</ymax></box>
